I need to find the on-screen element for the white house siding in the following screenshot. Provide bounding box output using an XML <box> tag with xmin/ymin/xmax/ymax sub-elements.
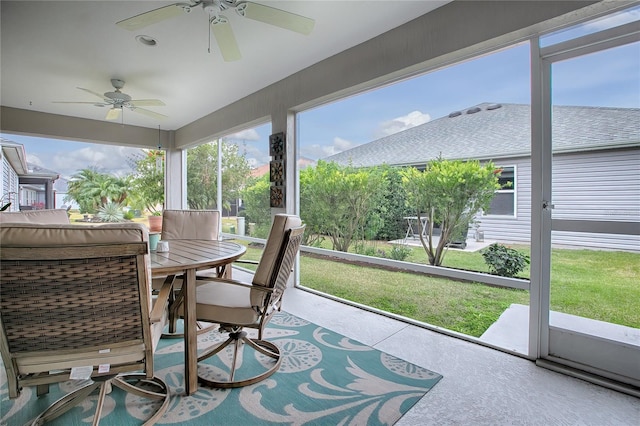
<box><xmin>550</xmin><ymin>147</ymin><xmax>640</xmax><ymax>252</ymax></box>
<box><xmin>1</xmin><ymin>155</ymin><xmax>19</xmax><ymax>212</ymax></box>
<box><xmin>477</xmin><ymin>157</ymin><xmax>532</xmax><ymax>244</ymax></box>
<box><xmin>476</xmin><ymin>148</ymin><xmax>640</xmax><ymax>252</ymax></box>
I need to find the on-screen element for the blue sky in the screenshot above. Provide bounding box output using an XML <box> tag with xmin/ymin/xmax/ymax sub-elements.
<box><xmin>3</xmin><ymin>8</ymin><xmax>638</xmax><ymax>180</ymax></box>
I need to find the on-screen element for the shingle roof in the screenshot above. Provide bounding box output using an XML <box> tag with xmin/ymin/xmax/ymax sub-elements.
<box><xmin>324</xmin><ymin>103</ymin><xmax>640</xmax><ymax>167</ymax></box>
<box><xmin>27</xmin><ymin>162</ymin><xmax>59</xmax><ymax>177</ymax></box>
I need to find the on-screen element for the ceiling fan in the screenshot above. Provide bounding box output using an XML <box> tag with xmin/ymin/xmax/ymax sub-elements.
<box><xmin>53</xmin><ymin>79</ymin><xmax>167</xmax><ymax>121</ymax></box>
<box><xmin>116</xmin><ymin>0</ymin><xmax>315</xmax><ymax>62</ymax></box>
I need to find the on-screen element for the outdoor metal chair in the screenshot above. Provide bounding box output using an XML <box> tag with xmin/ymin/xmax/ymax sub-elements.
<box><xmin>154</xmin><ymin>209</ymin><xmax>222</xmax><ymax>338</ymax></box>
<box><xmin>0</xmin><ymin>223</ymin><xmax>172</xmax><ymax>425</ymax></box>
<box><xmin>182</xmin><ymin>214</ymin><xmax>305</xmax><ymax>388</ymax></box>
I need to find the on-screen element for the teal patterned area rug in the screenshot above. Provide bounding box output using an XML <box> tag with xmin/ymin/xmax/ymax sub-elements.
<box><xmin>1</xmin><ymin>312</ymin><xmax>442</xmax><ymax>425</ymax></box>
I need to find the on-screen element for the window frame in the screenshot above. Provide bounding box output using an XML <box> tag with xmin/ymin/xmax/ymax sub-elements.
<box><xmin>485</xmin><ymin>165</ymin><xmax>517</xmax><ymax>218</ymax></box>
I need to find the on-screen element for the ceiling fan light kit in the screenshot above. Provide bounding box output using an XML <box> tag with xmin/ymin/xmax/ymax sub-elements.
<box><xmin>116</xmin><ymin>0</ymin><xmax>315</xmax><ymax>62</ymax></box>
<box><xmin>53</xmin><ymin>79</ymin><xmax>167</xmax><ymax>122</ymax></box>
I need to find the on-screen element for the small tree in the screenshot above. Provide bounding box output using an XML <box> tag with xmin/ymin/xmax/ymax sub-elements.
<box><xmin>129</xmin><ymin>150</ymin><xmax>165</xmax><ymax>214</ymax></box>
<box><xmin>402</xmin><ymin>158</ymin><xmax>501</xmax><ymax>266</ymax></box>
<box><xmin>186</xmin><ymin>141</ymin><xmax>251</xmax><ymax>210</ymax></box>
<box><xmin>241</xmin><ymin>175</ymin><xmax>271</xmax><ymax>238</ymax></box>
<box><xmin>300</xmin><ymin>161</ymin><xmax>385</xmax><ymax>252</ymax></box>
<box><xmin>375</xmin><ymin>165</ymin><xmax>410</xmax><ymax>240</ymax></box>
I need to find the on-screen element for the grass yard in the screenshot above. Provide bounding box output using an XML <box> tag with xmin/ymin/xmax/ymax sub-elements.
<box><xmin>233</xmin><ymin>239</ymin><xmax>639</xmax><ymax>337</ymax></box>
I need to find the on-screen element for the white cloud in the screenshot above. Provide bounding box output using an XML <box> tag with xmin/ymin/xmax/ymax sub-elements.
<box><xmin>304</xmin><ymin>136</ymin><xmax>357</xmax><ymax>159</ymax></box>
<box><xmin>48</xmin><ymin>145</ymin><xmax>140</xmax><ymax>179</ymax></box>
<box><xmin>375</xmin><ymin>110</ymin><xmax>431</xmax><ymax>138</ymax></box>
<box><xmin>237</xmin><ymin>142</ymin><xmax>270</xmax><ymax>168</ymax></box>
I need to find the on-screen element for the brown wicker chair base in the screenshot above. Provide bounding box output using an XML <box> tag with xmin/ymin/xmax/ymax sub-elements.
<box><xmin>31</xmin><ymin>373</ymin><xmax>170</xmax><ymax>426</ymax></box>
<box><xmin>197</xmin><ymin>328</ymin><xmax>282</xmax><ymax>388</ymax></box>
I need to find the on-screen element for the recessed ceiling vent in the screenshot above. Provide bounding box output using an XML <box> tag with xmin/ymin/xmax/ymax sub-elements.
<box><xmin>448</xmin><ymin>111</ymin><xmax>462</xmax><ymax>118</ymax></box>
<box><xmin>487</xmin><ymin>103</ymin><xmax>503</xmax><ymax>110</ymax></box>
<box><xmin>466</xmin><ymin>106</ymin><xmax>481</xmax><ymax>114</ymax></box>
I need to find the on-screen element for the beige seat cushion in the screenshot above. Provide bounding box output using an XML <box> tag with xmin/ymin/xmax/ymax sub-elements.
<box><xmin>0</xmin><ymin>209</ymin><xmax>70</xmax><ymax>224</ymax></box>
<box><xmin>185</xmin><ymin>214</ymin><xmax>302</xmax><ymax>327</ymax></box>
<box><xmin>179</xmin><ymin>282</ymin><xmax>260</xmax><ymax>326</ymax></box>
<box><xmin>252</xmin><ymin>214</ymin><xmax>302</xmax><ymax>287</ymax></box>
<box><xmin>0</xmin><ymin>222</ymin><xmax>146</xmax><ymax>245</ymax></box>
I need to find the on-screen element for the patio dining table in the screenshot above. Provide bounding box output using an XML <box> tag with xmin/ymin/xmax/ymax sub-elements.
<box><xmin>404</xmin><ymin>215</ymin><xmax>429</xmax><ymax>240</ymax></box>
<box><xmin>149</xmin><ymin>239</ymin><xmax>246</xmax><ymax>395</ymax></box>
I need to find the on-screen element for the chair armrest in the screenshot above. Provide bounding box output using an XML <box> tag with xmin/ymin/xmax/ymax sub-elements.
<box><xmin>234</xmin><ymin>259</ymin><xmax>259</xmax><ymax>266</ymax></box>
<box><xmin>197</xmin><ymin>277</ymin><xmax>274</xmax><ymax>294</ymax></box>
<box><xmin>150</xmin><ymin>275</ymin><xmax>175</xmax><ymax>323</ymax></box>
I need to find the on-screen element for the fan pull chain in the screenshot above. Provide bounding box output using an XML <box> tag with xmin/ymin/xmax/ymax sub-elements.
<box><xmin>208</xmin><ymin>15</ymin><xmax>212</xmax><ymax>53</ymax></box>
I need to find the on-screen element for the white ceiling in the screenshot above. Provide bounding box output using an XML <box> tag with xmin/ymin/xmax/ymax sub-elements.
<box><xmin>1</xmin><ymin>1</ymin><xmax>450</xmax><ymax>131</ymax></box>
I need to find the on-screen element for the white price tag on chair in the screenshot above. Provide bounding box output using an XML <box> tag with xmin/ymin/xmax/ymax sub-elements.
<box><xmin>98</xmin><ymin>364</ymin><xmax>110</xmax><ymax>373</ymax></box>
<box><xmin>70</xmin><ymin>366</ymin><xmax>93</xmax><ymax>380</ymax></box>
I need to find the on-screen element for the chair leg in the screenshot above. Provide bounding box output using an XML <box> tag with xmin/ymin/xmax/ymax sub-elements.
<box><xmin>91</xmin><ymin>381</ymin><xmax>110</xmax><ymax>426</ymax></box>
<box><xmin>30</xmin><ymin>374</ymin><xmax>169</xmax><ymax>426</ymax></box>
<box><xmin>112</xmin><ymin>373</ymin><xmax>171</xmax><ymax>425</ymax></box>
<box><xmin>197</xmin><ymin>330</ymin><xmax>283</xmax><ymax>389</ymax></box>
<box><xmin>31</xmin><ymin>381</ymin><xmax>100</xmax><ymax>425</ymax></box>
<box><xmin>36</xmin><ymin>383</ymin><xmax>49</xmax><ymax>397</ymax></box>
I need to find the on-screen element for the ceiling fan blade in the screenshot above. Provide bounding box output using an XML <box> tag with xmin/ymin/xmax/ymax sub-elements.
<box><xmin>211</xmin><ymin>16</ymin><xmax>241</xmax><ymax>62</ymax></box>
<box><xmin>129</xmin><ymin>99</ymin><xmax>166</xmax><ymax>107</ymax></box>
<box><xmin>116</xmin><ymin>4</ymin><xmax>185</xmax><ymax>31</ymax></box>
<box><xmin>131</xmin><ymin>107</ymin><xmax>168</xmax><ymax>120</ymax></box>
<box><xmin>236</xmin><ymin>1</ymin><xmax>315</xmax><ymax>35</ymax></box>
<box><xmin>77</xmin><ymin>87</ymin><xmax>107</xmax><ymax>100</ymax></box>
<box><xmin>52</xmin><ymin>101</ymin><xmax>104</xmax><ymax>105</ymax></box>
<box><xmin>106</xmin><ymin>108</ymin><xmax>121</xmax><ymax>121</ymax></box>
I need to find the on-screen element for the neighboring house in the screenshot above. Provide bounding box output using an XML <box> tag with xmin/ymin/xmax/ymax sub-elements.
<box><xmin>52</xmin><ymin>176</ymin><xmax>80</xmax><ymax>210</ymax></box>
<box><xmin>324</xmin><ymin>103</ymin><xmax>640</xmax><ymax>251</ymax></box>
<box><xmin>0</xmin><ymin>139</ymin><xmax>60</xmax><ymax>211</ymax></box>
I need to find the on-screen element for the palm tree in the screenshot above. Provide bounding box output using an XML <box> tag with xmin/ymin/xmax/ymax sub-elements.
<box><xmin>66</xmin><ymin>168</ymin><xmax>103</xmax><ymax>213</ymax></box>
<box><xmin>66</xmin><ymin>168</ymin><xmax>130</xmax><ymax>213</ymax></box>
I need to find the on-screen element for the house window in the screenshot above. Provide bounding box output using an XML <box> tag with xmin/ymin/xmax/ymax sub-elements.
<box><xmin>487</xmin><ymin>166</ymin><xmax>515</xmax><ymax>216</ymax></box>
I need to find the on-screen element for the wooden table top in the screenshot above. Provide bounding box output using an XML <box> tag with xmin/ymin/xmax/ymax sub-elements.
<box><xmin>149</xmin><ymin>239</ymin><xmax>246</xmax><ymax>275</ymax></box>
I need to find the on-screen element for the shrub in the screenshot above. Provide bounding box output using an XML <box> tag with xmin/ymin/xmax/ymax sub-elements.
<box><xmin>388</xmin><ymin>244</ymin><xmax>412</xmax><ymax>261</ymax></box>
<box><xmin>354</xmin><ymin>244</ymin><xmax>378</xmax><ymax>257</ymax></box>
<box><xmin>481</xmin><ymin>243</ymin><xmax>530</xmax><ymax>277</ymax></box>
<box><xmin>97</xmin><ymin>202</ymin><xmax>124</xmax><ymax>222</ymax></box>
<box><xmin>123</xmin><ymin>210</ymin><xmax>135</xmax><ymax>220</ymax></box>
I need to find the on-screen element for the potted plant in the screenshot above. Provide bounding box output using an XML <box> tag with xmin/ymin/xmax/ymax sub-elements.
<box><xmin>148</xmin><ymin>210</ymin><xmax>163</xmax><ymax>233</ymax></box>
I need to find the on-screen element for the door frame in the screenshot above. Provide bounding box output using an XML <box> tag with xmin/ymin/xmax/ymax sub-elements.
<box><xmin>529</xmin><ymin>20</ymin><xmax>640</xmax><ymax>391</ymax></box>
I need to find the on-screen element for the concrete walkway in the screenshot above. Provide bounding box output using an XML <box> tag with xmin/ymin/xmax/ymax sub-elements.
<box><xmin>480</xmin><ymin>303</ymin><xmax>640</xmax><ymax>354</ymax></box>
<box><xmin>389</xmin><ymin>236</ymin><xmax>495</xmax><ymax>252</ymax></box>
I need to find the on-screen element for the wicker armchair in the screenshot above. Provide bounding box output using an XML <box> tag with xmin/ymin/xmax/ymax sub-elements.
<box><xmin>153</xmin><ymin>209</ymin><xmax>222</xmax><ymax>337</ymax></box>
<box><xmin>184</xmin><ymin>214</ymin><xmax>305</xmax><ymax>388</ymax></box>
<box><xmin>0</xmin><ymin>223</ymin><xmax>172</xmax><ymax>425</ymax></box>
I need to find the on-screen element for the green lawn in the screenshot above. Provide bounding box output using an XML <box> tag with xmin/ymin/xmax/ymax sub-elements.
<box><xmin>234</xmin><ymin>239</ymin><xmax>639</xmax><ymax>337</ymax></box>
